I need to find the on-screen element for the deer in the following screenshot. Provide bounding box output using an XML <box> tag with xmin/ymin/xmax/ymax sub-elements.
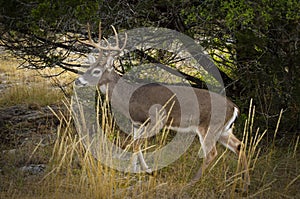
<box><xmin>74</xmin><ymin>23</ymin><xmax>250</xmax><ymax>190</ymax></box>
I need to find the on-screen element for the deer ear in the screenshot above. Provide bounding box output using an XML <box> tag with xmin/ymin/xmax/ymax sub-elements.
<box><xmin>87</xmin><ymin>55</ymin><xmax>96</xmax><ymax>64</ymax></box>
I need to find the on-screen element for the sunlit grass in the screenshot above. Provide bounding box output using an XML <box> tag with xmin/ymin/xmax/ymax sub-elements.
<box><xmin>1</xmin><ymin>95</ymin><xmax>298</xmax><ymax>198</ymax></box>
<box><xmin>37</xmin><ymin>97</ymin><xmax>298</xmax><ymax>198</ymax></box>
<box><xmin>0</xmin><ymin>56</ymin><xmax>299</xmax><ymax>198</ymax></box>
<box><xmin>0</xmin><ymin>83</ymin><xmax>64</xmax><ymax>107</ymax></box>
<box><xmin>0</xmin><ymin>54</ymin><xmax>75</xmax><ymax>107</ymax></box>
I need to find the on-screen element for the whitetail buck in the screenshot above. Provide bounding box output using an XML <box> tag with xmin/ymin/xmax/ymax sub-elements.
<box><xmin>75</xmin><ymin>23</ymin><xmax>250</xmax><ymax>189</ymax></box>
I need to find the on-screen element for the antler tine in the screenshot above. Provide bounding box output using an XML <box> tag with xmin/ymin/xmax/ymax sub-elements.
<box><xmin>111</xmin><ymin>26</ymin><xmax>128</xmax><ymax>51</ymax></box>
<box><xmin>79</xmin><ymin>22</ymin><xmax>99</xmax><ymax>49</ymax></box>
<box><xmin>87</xmin><ymin>23</ymin><xmax>93</xmax><ymax>44</ymax></box>
<box><xmin>121</xmin><ymin>32</ymin><xmax>128</xmax><ymax>51</ymax></box>
<box><xmin>99</xmin><ymin>26</ymin><xmax>126</xmax><ymax>52</ymax></box>
<box><xmin>111</xmin><ymin>25</ymin><xmax>119</xmax><ymax>49</ymax></box>
<box><xmin>80</xmin><ymin>22</ymin><xmax>127</xmax><ymax>54</ymax></box>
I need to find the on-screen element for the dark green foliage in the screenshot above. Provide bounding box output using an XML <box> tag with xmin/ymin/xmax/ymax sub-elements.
<box><xmin>0</xmin><ymin>0</ymin><xmax>299</xmax><ymax>132</ymax></box>
<box><xmin>182</xmin><ymin>0</ymin><xmax>300</xmax><ymax>132</ymax></box>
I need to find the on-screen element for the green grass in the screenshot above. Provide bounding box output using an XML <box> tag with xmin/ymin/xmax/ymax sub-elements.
<box><xmin>0</xmin><ymin>56</ymin><xmax>299</xmax><ymax>198</ymax></box>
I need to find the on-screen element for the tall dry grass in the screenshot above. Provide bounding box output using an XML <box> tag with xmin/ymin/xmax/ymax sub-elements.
<box><xmin>0</xmin><ymin>55</ymin><xmax>74</xmax><ymax>107</ymax></box>
<box><xmin>40</xmin><ymin>96</ymin><xmax>300</xmax><ymax>198</ymax></box>
<box><xmin>0</xmin><ymin>55</ymin><xmax>298</xmax><ymax>198</ymax></box>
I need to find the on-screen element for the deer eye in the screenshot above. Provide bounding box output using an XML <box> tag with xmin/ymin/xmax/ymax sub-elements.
<box><xmin>92</xmin><ymin>69</ymin><xmax>102</xmax><ymax>77</ymax></box>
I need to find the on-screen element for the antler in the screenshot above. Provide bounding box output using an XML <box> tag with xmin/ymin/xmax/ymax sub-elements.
<box><xmin>80</xmin><ymin>22</ymin><xmax>127</xmax><ymax>54</ymax></box>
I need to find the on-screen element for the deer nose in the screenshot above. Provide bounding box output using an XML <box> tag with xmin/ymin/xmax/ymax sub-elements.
<box><xmin>74</xmin><ymin>77</ymin><xmax>87</xmax><ymax>86</ymax></box>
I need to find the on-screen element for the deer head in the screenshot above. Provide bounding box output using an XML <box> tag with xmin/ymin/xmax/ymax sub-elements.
<box><xmin>75</xmin><ymin>22</ymin><xmax>127</xmax><ymax>87</ymax></box>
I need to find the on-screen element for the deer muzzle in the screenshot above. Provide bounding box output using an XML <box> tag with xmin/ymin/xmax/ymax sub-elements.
<box><xmin>74</xmin><ymin>77</ymin><xmax>88</xmax><ymax>87</ymax></box>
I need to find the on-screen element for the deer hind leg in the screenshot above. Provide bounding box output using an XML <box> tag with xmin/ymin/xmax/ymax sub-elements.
<box><xmin>132</xmin><ymin>144</ymin><xmax>152</xmax><ymax>174</ymax></box>
<box><xmin>190</xmin><ymin>127</ymin><xmax>218</xmax><ymax>183</ymax></box>
<box><xmin>218</xmin><ymin>128</ymin><xmax>250</xmax><ymax>189</ymax></box>
<box><xmin>191</xmin><ymin>145</ymin><xmax>218</xmax><ymax>183</ymax></box>
<box><xmin>132</xmin><ymin>126</ymin><xmax>152</xmax><ymax>174</ymax></box>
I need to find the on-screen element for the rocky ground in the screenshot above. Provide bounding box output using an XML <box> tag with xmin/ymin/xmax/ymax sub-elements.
<box><xmin>0</xmin><ymin>61</ymin><xmax>65</xmax><ymax>188</ymax></box>
<box><xmin>0</xmin><ymin>55</ymin><xmax>299</xmax><ymax>198</ymax></box>
<box><xmin>0</xmin><ymin>104</ymin><xmax>61</xmax><ymax>175</ymax></box>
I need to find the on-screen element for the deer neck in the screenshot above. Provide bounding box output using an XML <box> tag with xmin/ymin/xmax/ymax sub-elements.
<box><xmin>98</xmin><ymin>69</ymin><xmax>137</xmax><ymax>99</ymax></box>
<box><xmin>98</xmin><ymin>69</ymin><xmax>119</xmax><ymax>96</ymax></box>
<box><xmin>98</xmin><ymin>69</ymin><xmax>139</xmax><ymax>119</ymax></box>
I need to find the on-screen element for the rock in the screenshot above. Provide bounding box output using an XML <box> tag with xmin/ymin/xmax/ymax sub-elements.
<box><xmin>6</xmin><ymin>149</ymin><xmax>17</xmax><ymax>155</ymax></box>
<box><xmin>0</xmin><ymin>104</ymin><xmax>62</xmax><ymax>147</ymax></box>
<box><xmin>20</xmin><ymin>164</ymin><xmax>46</xmax><ymax>175</ymax></box>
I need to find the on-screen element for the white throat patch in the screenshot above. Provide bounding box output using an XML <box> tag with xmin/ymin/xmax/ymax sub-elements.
<box><xmin>99</xmin><ymin>84</ymin><xmax>107</xmax><ymax>94</ymax></box>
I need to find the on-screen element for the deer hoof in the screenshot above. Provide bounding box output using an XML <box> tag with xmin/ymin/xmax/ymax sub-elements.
<box><xmin>145</xmin><ymin>168</ymin><xmax>153</xmax><ymax>175</ymax></box>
